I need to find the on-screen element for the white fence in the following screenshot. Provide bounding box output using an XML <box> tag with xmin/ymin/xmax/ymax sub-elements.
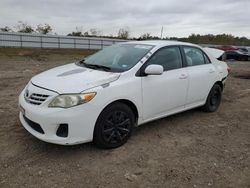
<box><xmin>1</xmin><ymin>32</ymin><xmax>248</xmax><ymax>50</ymax></box>
<box><xmin>0</xmin><ymin>32</ymin><xmax>127</xmax><ymax>50</ymax></box>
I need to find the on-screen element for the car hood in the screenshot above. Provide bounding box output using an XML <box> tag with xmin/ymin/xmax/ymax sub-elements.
<box><xmin>31</xmin><ymin>63</ymin><xmax>120</xmax><ymax>94</ymax></box>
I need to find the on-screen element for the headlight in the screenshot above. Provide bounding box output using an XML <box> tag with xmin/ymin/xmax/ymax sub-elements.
<box><xmin>48</xmin><ymin>93</ymin><xmax>96</xmax><ymax>108</ymax></box>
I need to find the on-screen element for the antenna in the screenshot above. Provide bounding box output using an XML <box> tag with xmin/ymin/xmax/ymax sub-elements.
<box><xmin>160</xmin><ymin>26</ymin><xmax>163</xmax><ymax>39</ymax></box>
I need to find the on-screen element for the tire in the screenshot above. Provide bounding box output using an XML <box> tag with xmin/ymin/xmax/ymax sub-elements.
<box><xmin>93</xmin><ymin>102</ymin><xmax>135</xmax><ymax>149</ymax></box>
<box><xmin>203</xmin><ymin>84</ymin><xmax>222</xmax><ymax>112</ymax></box>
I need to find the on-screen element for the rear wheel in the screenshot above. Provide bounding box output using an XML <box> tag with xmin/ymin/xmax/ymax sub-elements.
<box><xmin>203</xmin><ymin>84</ymin><xmax>222</xmax><ymax>112</ymax></box>
<box><xmin>93</xmin><ymin>102</ymin><xmax>135</xmax><ymax>149</ymax></box>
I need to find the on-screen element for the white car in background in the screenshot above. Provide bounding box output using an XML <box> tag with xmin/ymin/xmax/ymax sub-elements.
<box><xmin>19</xmin><ymin>41</ymin><xmax>229</xmax><ymax>148</ymax></box>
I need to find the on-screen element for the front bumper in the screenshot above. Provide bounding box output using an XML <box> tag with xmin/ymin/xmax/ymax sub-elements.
<box><xmin>18</xmin><ymin>84</ymin><xmax>100</xmax><ymax>145</ymax></box>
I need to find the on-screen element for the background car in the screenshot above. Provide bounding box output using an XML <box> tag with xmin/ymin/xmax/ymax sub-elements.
<box><xmin>225</xmin><ymin>50</ymin><xmax>250</xmax><ymax>61</ymax></box>
<box><xmin>217</xmin><ymin>45</ymin><xmax>236</xmax><ymax>52</ymax></box>
<box><xmin>247</xmin><ymin>47</ymin><xmax>250</xmax><ymax>55</ymax></box>
<box><xmin>237</xmin><ymin>47</ymin><xmax>249</xmax><ymax>55</ymax></box>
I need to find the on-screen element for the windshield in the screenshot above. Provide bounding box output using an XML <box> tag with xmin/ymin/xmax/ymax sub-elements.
<box><xmin>78</xmin><ymin>43</ymin><xmax>154</xmax><ymax>72</ymax></box>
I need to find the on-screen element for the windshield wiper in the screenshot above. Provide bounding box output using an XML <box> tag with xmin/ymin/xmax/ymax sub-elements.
<box><xmin>85</xmin><ymin>64</ymin><xmax>111</xmax><ymax>71</ymax></box>
<box><xmin>78</xmin><ymin>60</ymin><xmax>111</xmax><ymax>72</ymax></box>
<box><xmin>78</xmin><ymin>59</ymin><xmax>85</xmax><ymax>65</ymax></box>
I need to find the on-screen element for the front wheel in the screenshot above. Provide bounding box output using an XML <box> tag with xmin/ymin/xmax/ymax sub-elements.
<box><xmin>93</xmin><ymin>102</ymin><xmax>135</xmax><ymax>149</ymax></box>
<box><xmin>203</xmin><ymin>84</ymin><xmax>222</xmax><ymax>112</ymax></box>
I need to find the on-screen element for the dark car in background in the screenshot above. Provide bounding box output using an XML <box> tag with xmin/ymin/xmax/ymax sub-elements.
<box><xmin>225</xmin><ymin>50</ymin><xmax>250</xmax><ymax>61</ymax></box>
<box><xmin>214</xmin><ymin>45</ymin><xmax>250</xmax><ymax>61</ymax></box>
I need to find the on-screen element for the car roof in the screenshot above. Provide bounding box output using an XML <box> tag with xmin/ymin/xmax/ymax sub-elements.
<box><xmin>125</xmin><ymin>40</ymin><xmax>200</xmax><ymax>48</ymax></box>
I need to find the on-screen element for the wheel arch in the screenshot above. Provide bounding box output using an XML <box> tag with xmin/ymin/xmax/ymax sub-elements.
<box><xmin>97</xmin><ymin>99</ymin><xmax>139</xmax><ymax>125</ymax></box>
<box><xmin>205</xmin><ymin>80</ymin><xmax>224</xmax><ymax>103</ymax></box>
<box><xmin>93</xmin><ymin>99</ymin><xmax>139</xmax><ymax>148</ymax></box>
<box><xmin>214</xmin><ymin>80</ymin><xmax>224</xmax><ymax>91</ymax></box>
<box><xmin>107</xmin><ymin>99</ymin><xmax>139</xmax><ymax>123</ymax></box>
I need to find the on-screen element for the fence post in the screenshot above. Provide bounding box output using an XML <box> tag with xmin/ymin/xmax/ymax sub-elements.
<box><xmin>88</xmin><ymin>39</ymin><xmax>90</xmax><ymax>50</ymax></box>
<box><xmin>74</xmin><ymin>38</ymin><xmax>76</xmax><ymax>49</ymax></box>
<box><xmin>40</xmin><ymin>36</ymin><xmax>43</xmax><ymax>48</ymax></box>
<box><xmin>58</xmin><ymin>37</ymin><xmax>60</xmax><ymax>48</ymax></box>
<box><xmin>20</xmin><ymin>35</ymin><xmax>23</xmax><ymax>48</ymax></box>
<box><xmin>101</xmin><ymin>40</ymin><xmax>103</xmax><ymax>49</ymax></box>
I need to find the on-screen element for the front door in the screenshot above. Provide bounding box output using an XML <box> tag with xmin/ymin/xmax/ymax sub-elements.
<box><xmin>141</xmin><ymin>46</ymin><xmax>189</xmax><ymax>121</ymax></box>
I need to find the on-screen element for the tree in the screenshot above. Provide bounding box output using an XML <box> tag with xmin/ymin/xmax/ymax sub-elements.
<box><xmin>140</xmin><ymin>33</ymin><xmax>152</xmax><ymax>40</ymax></box>
<box><xmin>89</xmin><ymin>28</ymin><xmax>102</xmax><ymax>36</ymax></box>
<box><xmin>67</xmin><ymin>26</ymin><xmax>83</xmax><ymax>36</ymax></box>
<box><xmin>36</xmin><ymin>24</ymin><xmax>52</xmax><ymax>34</ymax></box>
<box><xmin>137</xmin><ymin>33</ymin><xmax>160</xmax><ymax>40</ymax></box>
<box><xmin>67</xmin><ymin>31</ymin><xmax>82</xmax><ymax>36</ymax></box>
<box><xmin>16</xmin><ymin>21</ymin><xmax>34</xmax><ymax>33</ymax></box>
<box><xmin>0</xmin><ymin>26</ymin><xmax>12</xmax><ymax>32</ymax></box>
<box><xmin>83</xmin><ymin>31</ymin><xmax>89</xmax><ymax>36</ymax></box>
<box><xmin>118</xmin><ymin>28</ymin><xmax>129</xmax><ymax>39</ymax></box>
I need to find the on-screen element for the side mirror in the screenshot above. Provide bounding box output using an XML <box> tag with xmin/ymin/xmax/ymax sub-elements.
<box><xmin>144</xmin><ymin>64</ymin><xmax>164</xmax><ymax>75</ymax></box>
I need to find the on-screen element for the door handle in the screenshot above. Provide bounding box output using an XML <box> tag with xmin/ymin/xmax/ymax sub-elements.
<box><xmin>209</xmin><ymin>69</ymin><xmax>215</xmax><ymax>73</ymax></box>
<box><xmin>179</xmin><ymin>74</ymin><xmax>188</xmax><ymax>79</ymax></box>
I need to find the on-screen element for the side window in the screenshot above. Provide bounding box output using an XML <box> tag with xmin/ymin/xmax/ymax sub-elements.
<box><xmin>147</xmin><ymin>47</ymin><xmax>182</xmax><ymax>71</ymax></box>
<box><xmin>203</xmin><ymin>54</ymin><xmax>211</xmax><ymax>64</ymax></box>
<box><xmin>183</xmin><ymin>47</ymin><xmax>206</xmax><ymax>66</ymax></box>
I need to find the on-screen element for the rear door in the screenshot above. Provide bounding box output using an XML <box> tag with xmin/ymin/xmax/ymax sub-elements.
<box><xmin>182</xmin><ymin>46</ymin><xmax>216</xmax><ymax>107</ymax></box>
<box><xmin>141</xmin><ymin>46</ymin><xmax>189</xmax><ymax>120</ymax></box>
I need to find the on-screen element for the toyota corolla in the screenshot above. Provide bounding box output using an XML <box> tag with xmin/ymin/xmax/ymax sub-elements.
<box><xmin>19</xmin><ymin>41</ymin><xmax>229</xmax><ymax>148</ymax></box>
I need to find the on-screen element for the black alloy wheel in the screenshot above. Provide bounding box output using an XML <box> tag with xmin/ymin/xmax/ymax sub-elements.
<box><xmin>94</xmin><ymin>102</ymin><xmax>135</xmax><ymax>149</ymax></box>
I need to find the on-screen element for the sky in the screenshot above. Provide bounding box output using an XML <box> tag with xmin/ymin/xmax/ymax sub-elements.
<box><xmin>0</xmin><ymin>0</ymin><xmax>250</xmax><ymax>38</ymax></box>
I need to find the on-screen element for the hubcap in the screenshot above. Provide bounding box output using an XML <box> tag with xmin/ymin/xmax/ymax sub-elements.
<box><xmin>102</xmin><ymin>111</ymin><xmax>131</xmax><ymax>144</ymax></box>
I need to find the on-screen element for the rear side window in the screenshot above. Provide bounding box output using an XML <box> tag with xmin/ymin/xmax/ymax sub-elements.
<box><xmin>183</xmin><ymin>47</ymin><xmax>206</xmax><ymax>66</ymax></box>
<box><xmin>147</xmin><ymin>47</ymin><xmax>182</xmax><ymax>71</ymax></box>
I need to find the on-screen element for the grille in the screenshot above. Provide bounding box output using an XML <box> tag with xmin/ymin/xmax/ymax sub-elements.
<box><xmin>25</xmin><ymin>93</ymin><xmax>49</xmax><ymax>105</ymax></box>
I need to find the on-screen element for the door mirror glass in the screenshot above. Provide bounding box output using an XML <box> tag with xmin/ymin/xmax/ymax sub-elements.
<box><xmin>144</xmin><ymin>64</ymin><xmax>164</xmax><ymax>75</ymax></box>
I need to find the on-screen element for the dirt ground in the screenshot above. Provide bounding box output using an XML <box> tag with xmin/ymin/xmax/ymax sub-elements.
<box><xmin>0</xmin><ymin>48</ymin><xmax>249</xmax><ymax>188</ymax></box>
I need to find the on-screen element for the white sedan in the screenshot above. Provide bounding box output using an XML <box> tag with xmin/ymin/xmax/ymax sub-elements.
<box><xmin>19</xmin><ymin>41</ymin><xmax>229</xmax><ymax>148</ymax></box>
